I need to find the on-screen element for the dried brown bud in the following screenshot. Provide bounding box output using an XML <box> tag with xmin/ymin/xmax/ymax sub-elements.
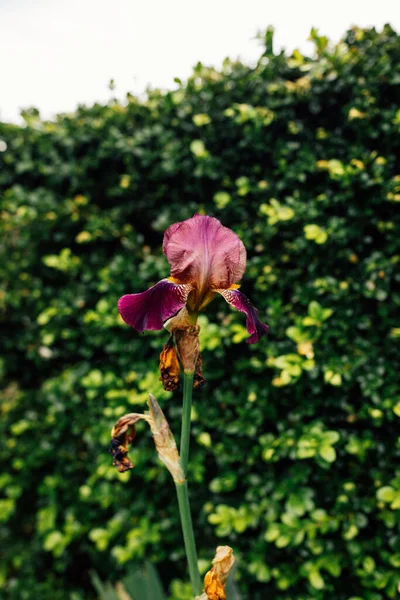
<box><xmin>175</xmin><ymin>325</ymin><xmax>200</xmax><ymax>373</ymax></box>
<box><xmin>111</xmin><ymin>413</ymin><xmax>144</xmax><ymax>440</ymax></box>
<box><xmin>109</xmin><ymin>397</ymin><xmax>185</xmax><ymax>484</ymax></box>
<box><xmin>159</xmin><ymin>337</ymin><xmax>180</xmax><ymax>391</ymax></box>
<box><xmin>209</xmin><ymin>546</ymin><xmax>235</xmax><ymax>586</ymax></box>
<box><xmin>109</xmin><ymin>413</ymin><xmax>145</xmax><ymax>472</ymax></box>
<box><xmin>204</xmin><ymin>570</ymin><xmax>225</xmax><ymax>600</ymax></box>
<box><xmin>196</xmin><ymin>546</ymin><xmax>235</xmax><ymax>600</ymax></box>
<box><xmin>109</xmin><ymin>437</ymin><xmax>134</xmax><ymax>473</ymax></box>
<box><xmin>166</xmin><ymin>308</ymin><xmax>200</xmax><ymax>373</ymax></box>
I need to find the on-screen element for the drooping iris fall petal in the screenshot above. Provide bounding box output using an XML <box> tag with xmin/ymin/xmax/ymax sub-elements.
<box><xmin>217</xmin><ymin>288</ymin><xmax>269</xmax><ymax>344</ymax></box>
<box><xmin>118</xmin><ymin>279</ymin><xmax>191</xmax><ymax>332</ymax></box>
<box><xmin>163</xmin><ymin>214</ymin><xmax>246</xmax><ymax>294</ymax></box>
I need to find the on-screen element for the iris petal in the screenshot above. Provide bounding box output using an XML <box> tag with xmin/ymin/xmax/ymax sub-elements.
<box><xmin>118</xmin><ymin>279</ymin><xmax>192</xmax><ymax>332</ymax></box>
<box><xmin>163</xmin><ymin>214</ymin><xmax>246</xmax><ymax>292</ymax></box>
<box><xmin>216</xmin><ymin>288</ymin><xmax>268</xmax><ymax>344</ymax></box>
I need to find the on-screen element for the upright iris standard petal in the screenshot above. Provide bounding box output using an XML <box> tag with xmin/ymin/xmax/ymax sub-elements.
<box><xmin>216</xmin><ymin>288</ymin><xmax>269</xmax><ymax>344</ymax></box>
<box><xmin>118</xmin><ymin>279</ymin><xmax>192</xmax><ymax>332</ymax></box>
<box><xmin>163</xmin><ymin>215</ymin><xmax>246</xmax><ymax>295</ymax></box>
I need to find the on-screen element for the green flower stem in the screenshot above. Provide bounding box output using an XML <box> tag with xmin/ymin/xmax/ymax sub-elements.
<box><xmin>176</xmin><ymin>371</ymin><xmax>202</xmax><ymax>596</ymax></box>
<box><xmin>175</xmin><ymin>481</ymin><xmax>202</xmax><ymax>596</ymax></box>
<box><xmin>180</xmin><ymin>371</ymin><xmax>194</xmax><ymax>476</ymax></box>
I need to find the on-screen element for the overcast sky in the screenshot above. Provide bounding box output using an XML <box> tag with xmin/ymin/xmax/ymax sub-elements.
<box><xmin>1</xmin><ymin>0</ymin><xmax>399</xmax><ymax>123</ymax></box>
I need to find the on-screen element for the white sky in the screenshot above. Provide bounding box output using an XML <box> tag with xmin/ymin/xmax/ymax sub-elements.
<box><xmin>0</xmin><ymin>0</ymin><xmax>399</xmax><ymax>123</ymax></box>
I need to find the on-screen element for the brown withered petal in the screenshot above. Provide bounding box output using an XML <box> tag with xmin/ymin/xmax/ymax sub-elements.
<box><xmin>159</xmin><ymin>336</ymin><xmax>180</xmax><ymax>391</ymax></box>
<box><xmin>201</xmin><ymin>546</ymin><xmax>235</xmax><ymax>600</ymax></box>
<box><xmin>193</xmin><ymin>352</ymin><xmax>206</xmax><ymax>388</ymax></box>
<box><xmin>203</xmin><ymin>570</ymin><xmax>226</xmax><ymax>600</ymax></box>
<box><xmin>110</xmin><ymin>413</ymin><xmax>148</xmax><ymax>473</ymax></box>
<box><xmin>174</xmin><ymin>324</ymin><xmax>200</xmax><ymax>373</ymax></box>
<box><xmin>109</xmin><ymin>397</ymin><xmax>185</xmax><ymax>483</ymax></box>
<box><xmin>111</xmin><ymin>413</ymin><xmax>144</xmax><ymax>439</ymax></box>
<box><xmin>211</xmin><ymin>546</ymin><xmax>235</xmax><ymax>582</ymax></box>
<box><xmin>109</xmin><ymin>437</ymin><xmax>134</xmax><ymax>472</ymax></box>
<box><xmin>166</xmin><ymin>308</ymin><xmax>200</xmax><ymax>373</ymax></box>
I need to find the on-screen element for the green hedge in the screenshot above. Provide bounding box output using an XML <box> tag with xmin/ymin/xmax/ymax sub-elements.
<box><xmin>1</xmin><ymin>24</ymin><xmax>400</xmax><ymax>600</ymax></box>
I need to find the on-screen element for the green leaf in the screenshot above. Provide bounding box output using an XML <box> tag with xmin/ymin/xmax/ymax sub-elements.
<box><xmin>343</xmin><ymin>524</ymin><xmax>358</xmax><ymax>540</ymax></box>
<box><xmin>0</xmin><ymin>499</ymin><xmax>15</xmax><ymax>523</ymax></box>
<box><xmin>309</xmin><ymin>569</ymin><xmax>325</xmax><ymax>589</ymax></box>
<box><xmin>322</xmin><ymin>431</ymin><xmax>340</xmax><ymax>445</ymax></box>
<box><xmin>308</xmin><ymin>301</ymin><xmax>322</xmax><ymax>320</ymax></box>
<box><xmin>319</xmin><ymin>445</ymin><xmax>337</xmax><ymax>463</ymax></box>
<box><xmin>265</xmin><ymin>524</ymin><xmax>280</xmax><ymax>542</ymax></box>
<box><xmin>276</xmin><ymin>535</ymin><xmax>291</xmax><ymax>548</ymax></box>
<box><xmin>390</xmin><ymin>491</ymin><xmax>400</xmax><ymax>509</ymax></box>
<box><xmin>297</xmin><ymin>447</ymin><xmax>316</xmax><ymax>459</ymax></box>
<box><xmin>190</xmin><ymin>139</ymin><xmax>208</xmax><ymax>157</ymax></box>
<box><xmin>363</xmin><ymin>557</ymin><xmax>376</xmax><ymax>573</ymax></box>
<box><xmin>286</xmin><ymin>326</ymin><xmax>304</xmax><ymax>343</ymax></box>
<box><xmin>43</xmin><ymin>531</ymin><xmax>64</xmax><ymax>552</ymax></box>
<box><xmin>91</xmin><ymin>572</ymin><xmax>121</xmax><ymax>600</ymax></box>
<box><xmin>193</xmin><ymin>113</ymin><xmax>211</xmax><ymax>127</ymax></box>
<box><xmin>304</xmin><ymin>224</ymin><xmax>328</xmax><ymax>244</ymax></box>
<box><xmin>376</xmin><ymin>486</ymin><xmax>395</xmax><ymax>503</ymax></box>
<box><xmin>213</xmin><ymin>191</ymin><xmax>231</xmax><ymax>209</ymax></box>
<box><xmin>123</xmin><ymin>563</ymin><xmax>166</xmax><ymax>600</ymax></box>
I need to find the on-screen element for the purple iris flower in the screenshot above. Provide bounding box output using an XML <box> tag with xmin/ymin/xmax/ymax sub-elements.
<box><xmin>118</xmin><ymin>214</ymin><xmax>268</xmax><ymax>345</ymax></box>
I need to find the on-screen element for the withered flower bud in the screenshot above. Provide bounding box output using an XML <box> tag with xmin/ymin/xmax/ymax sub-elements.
<box><xmin>109</xmin><ymin>437</ymin><xmax>134</xmax><ymax>473</ymax></box>
<box><xmin>175</xmin><ymin>325</ymin><xmax>200</xmax><ymax>373</ymax></box>
<box><xmin>109</xmin><ymin>395</ymin><xmax>185</xmax><ymax>484</ymax></box>
<box><xmin>111</xmin><ymin>413</ymin><xmax>144</xmax><ymax>440</ymax></box>
<box><xmin>166</xmin><ymin>308</ymin><xmax>200</xmax><ymax>374</ymax></box>
<box><xmin>159</xmin><ymin>336</ymin><xmax>180</xmax><ymax>391</ymax></box>
<box><xmin>109</xmin><ymin>413</ymin><xmax>144</xmax><ymax>473</ymax></box>
<box><xmin>195</xmin><ymin>546</ymin><xmax>235</xmax><ymax>600</ymax></box>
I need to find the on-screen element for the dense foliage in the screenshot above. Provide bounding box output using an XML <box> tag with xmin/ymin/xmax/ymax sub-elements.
<box><xmin>1</xmin><ymin>25</ymin><xmax>400</xmax><ymax>600</ymax></box>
